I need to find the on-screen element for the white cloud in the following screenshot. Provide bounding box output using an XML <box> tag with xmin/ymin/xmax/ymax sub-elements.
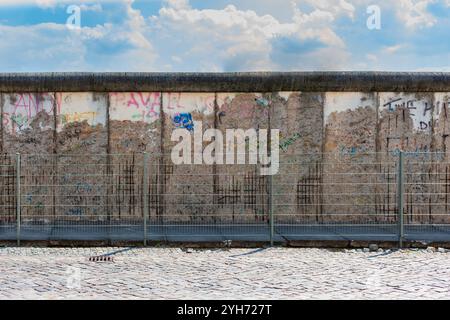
<box><xmin>0</xmin><ymin>23</ymin><xmax>85</xmax><ymax>71</ymax></box>
<box><xmin>35</xmin><ymin>0</ymin><xmax>57</xmax><ymax>8</ymax></box>
<box><xmin>350</xmin><ymin>0</ymin><xmax>437</xmax><ymax>29</ymax></box>
<box><xmin>124</xmin><ymin>0</ymin><xmax>153</xmax><ymax>51</ymax></box>
<box><xmin>0</xmin><ymin>0</ymin><xmax>156</xmax><ymax>71</ymax></box>
<box><xmin>163</xmin><ymin>0</ymin><xmax>190</xmax><ymax>10</ymax></box>
<box><xmin>299</xmin><ymin>0</ymin><xmax>356</xmax><ymax>20</ymax></box>
<box><xmin>366</xmin><ymin>53</ymin><xmax>378</xmax><ymax>62</ymax></box>
<box><xmin>0</xmin><ymin>0</ymin><xmax>447</xmax><ymax>72</ymax></box>
<box><xmin>0</xmin><ymin>0</ymin><xmax>118</xmax><ymax>8</ymax></box>
<box><xmin>149</xmin><ymin>0</ymin><xmax>351</xmax><ymax>71</ymax></box>
<box><xmin>396</xmin><ymin>0</ymin><xmax>437</xmax><ymax>29</ymax></box>
<box><xmin>79</xmin><ymin>3</ymin><xmax>103</xmax><ymax>12</ymax></box>
<box><xmin>383</xmin><ymin>44</ymin><xmax>404</xmax><ymax>54</ymax></box>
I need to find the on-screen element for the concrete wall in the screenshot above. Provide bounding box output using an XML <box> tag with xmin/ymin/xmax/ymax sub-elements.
<box><xmin>1</xmin><ymin>72</ymin><xmax>450</xmax><ymax>224</ymax></box>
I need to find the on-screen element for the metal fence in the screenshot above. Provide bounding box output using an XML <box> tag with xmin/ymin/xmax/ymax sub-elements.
<box><xmin>1</xmin><ymin>152</ymin><xmax>450</xmax><ymax>245</ymax></box>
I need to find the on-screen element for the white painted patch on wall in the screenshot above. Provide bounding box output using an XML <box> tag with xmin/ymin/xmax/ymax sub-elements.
<box><xmin>277</xmin><ymin>92</ymin><xmax>293</xmax><ymax>101</ymax></box>
<box><xmin>57</xmin><ymin>92</ymin><xmax>107</xmax><ymax>132</ymax></box>
<box><xmin>324</xmin><ymin>92</ymin><xmax>375</xmax><ymax>125</ymax></box>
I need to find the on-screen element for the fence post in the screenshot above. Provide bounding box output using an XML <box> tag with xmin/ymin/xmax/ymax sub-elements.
<box><xmin>397</xmin><ymin>150</ymin><xmax>404</xmax><ymax>248</ymax></box>
<box><xmin>269</xmin><ymin>174</ymin><xmax>274</xmax><ymax>246</ymax></box>
<box><xmin>143</xmin><ymin>152</ymin><xmax>149</xmax><ymax>246</ymax></box>
<box><xmin>16</xmin><ymin>153</ymin><xmax>21</xmax><ymax>246</ymax></box>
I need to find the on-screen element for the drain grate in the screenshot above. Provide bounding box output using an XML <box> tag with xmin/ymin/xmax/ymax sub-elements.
<box><xmin>88</xmin><ymin>255</ymin><xmax>114</xmax><ymax>262</ymax></box>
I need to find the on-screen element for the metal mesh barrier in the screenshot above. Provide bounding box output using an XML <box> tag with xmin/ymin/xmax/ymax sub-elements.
<box><xmin>402</xmin><ymin>152</ymin><xmax>450</xmax><ymax>242</ymax></box>
<box><xmin>273</xmin><ymin>153</ymin><xmax>399</xmax><ymax>242</ymax></box>
<box><xmin>1</xmin><ymin>152</ymin><xmax>450</xmax><ymax>244</ymax></box>
<box><xmin>0</xmin><ymin>154</ymin><xmax>16</xmax><ymax>240</ymax></box>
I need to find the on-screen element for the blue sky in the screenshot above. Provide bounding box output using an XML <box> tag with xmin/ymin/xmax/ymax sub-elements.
<box><xmin>0</xmin><ymin>0</ymin><xmax>449</xmax><ymax>72</ymax></box>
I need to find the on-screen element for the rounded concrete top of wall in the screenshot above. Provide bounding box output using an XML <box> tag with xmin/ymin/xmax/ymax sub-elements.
<box><xmin>1</xmin><ymin>72</ymin><xmax>450</xmax><ymax>92</ymax></box>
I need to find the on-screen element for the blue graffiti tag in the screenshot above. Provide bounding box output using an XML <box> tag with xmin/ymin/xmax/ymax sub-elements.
<box><xmin>255</xmin><ymin>97</ymin><xmax>270</xmax><ymax>107</ymax></box>
<box><xmin>65</xmin><ymin>207</ymin><xmax>84</xmax><ymax>216</ymax></box>
<box><xmin>173</xmin><ymin>113</ymin><xmax>194</xmax><ymax>131</ymax></box>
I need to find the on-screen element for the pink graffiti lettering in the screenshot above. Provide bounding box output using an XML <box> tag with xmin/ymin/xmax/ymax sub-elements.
<box><xmin>165</xmin><ymin>93</ymin><xmax>216</xmax><ymax>114</ymax></box>
<box><xmin>4</xmin><ymin>93</ymin><xmax>60</xmax><ymax>134</ymax></box>
<box><xmin>127</xmin><ymin>92</ymin><xmax>160</xmax><ymax>119</ymax></box>
<box><xmin>166</xmin><ymin>92</ymin><xmax>183</xmax><ymax>110</ymax></box>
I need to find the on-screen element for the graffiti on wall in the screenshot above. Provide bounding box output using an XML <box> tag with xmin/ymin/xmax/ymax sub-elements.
<box><xmin>379</xmin><ymin>93</ymin><xmax>432</xmax><ymax>153</ymax></box>
<box><xmin>1</xmin><ymin>90</ymin><xmax>450</xmax><ymax>225</ymax></box>
<box><xmin>255</xmin><ymin>97</ymin><xmax>270</xmax><ymax>108</ymax></box>
<box><xmin>56</xmin><ymin>93</ymin><xmax>106</xmax><ymax>131</ymax></box>
<box><xmin>324</xmin><ymin>92</ymin><xmax>377</xmax><ymax>154</ymax></box>
<box><xmin>3</xmin><ymin>93</ymin><xmax>59</xmax><ymax>134</ymax></box>
<box><xmin>433</xmin><ymin>93</ymin><xmax>450</xmax><ymax>153</ymax></box>
<box><xmin>163</xmin><ymin>93</ymin><xmax>216</xmax><ymax>116</ymax></box>
<box><xmin>110</xmin><ymin>92</ymin><xmax>160</xmax><ymax>122</ymax></box>
<box><xmin>173</xmin><ymin>113</ymin><xmax>194</xmax><ymax>131</ymax></box>
<box><xmin>218</xmin><ymin>93</ymin><xmax>271</xmax><ymax>120</ymax></box>
<box><xmin>279</xmin><ymin>133</ymin><xmax>301</xmax><ymax>152</ymax></box>
<box><xmin>2</xmin><ymin>91</ymin><xmax>449</xmax><ymax>157</ymax></box>
<box><xmin>380</xmin><ymin>94</ymin><xmax>432</xmax><ymax>131</ymax></box>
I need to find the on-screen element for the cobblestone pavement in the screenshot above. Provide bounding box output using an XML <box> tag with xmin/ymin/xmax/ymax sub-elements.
<box><xmin>1</xmin><ymin>246</ymin><xmax>450</xmax><ymax>299</ymax></box>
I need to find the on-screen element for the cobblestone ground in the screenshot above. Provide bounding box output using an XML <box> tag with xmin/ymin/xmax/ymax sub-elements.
<box><xmin>1</xmin><ymin>247</ymin><xmax>450</xmax><ymax>299</ymax></box>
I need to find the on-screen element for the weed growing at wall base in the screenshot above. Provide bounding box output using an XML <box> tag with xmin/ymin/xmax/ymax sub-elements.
<box><xmin>171</xmin><ymin>121</ymin><xmax>279</xmax><ymax>175</ymax></box>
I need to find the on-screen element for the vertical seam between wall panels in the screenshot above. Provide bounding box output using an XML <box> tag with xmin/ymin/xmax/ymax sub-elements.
<box><xmin>106</xmin><ymin>93</ymin><xmax>111</xmax><ymax>228</ymax></box>
<box><xmin>52</xmin><ymin>92</ymin><xmax>58</xmax><ymax>219</ymax></box>
<box><xmin>430</xmin><ymin>92</ymin><xmax>436</xmax><ymax>225</ymax></box>
<box><xmin>106</xmin><ymin>93</ymin><xmax>111</xmax><ymax>155</ymax></box>
<box><xmin>321</xmin><ymin>93</ymin><xmax>326</xmax><ymax>155</ymax></box>
<box><xmin>431</xmin><ymin>93</ymin><xmax>436</xmax><ymax>153</ymax></box>
<box><xmin>375</xmin><ymin>92</ymin><xmax>380</xmax><ymax>155</ymax></box>
<box><xmin>213</xmin><ymin>92</ymin><xmax>218</xmax><ymax>223</ymax></box>
<box><xmin>268</xmin><ymin>92</ymin><xmax>272</xmax><ymax>223</ymax></box>
<box><xmin>375</xmin><ymin>92</ymin><xmax>381</xmax><ymax>218</ymax></box>
<box><xmin>159</xmin><ymin>91</ymin><xmax>165</xmax><ymax>220</ymax></box>
<box><xmin>319</xmin><ymin>92</ymin><xmax>325</xmax><ymax>219</ymax></box>
<box><xmin>0</xmin><ymin>93</ymin><xmax>3</xmax><ymax>153</ymax></box>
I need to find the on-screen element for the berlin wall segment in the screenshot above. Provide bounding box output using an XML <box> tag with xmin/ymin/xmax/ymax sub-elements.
<box><xmin>0</xmin><ymin>73</ymin><xmax>450</xmax><ymax>228</ymax></box>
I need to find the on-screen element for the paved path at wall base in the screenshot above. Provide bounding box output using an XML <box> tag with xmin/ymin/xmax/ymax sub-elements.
<box><xmin>3</xmin><ymin>225</ymin><xmax>450</xmax><ymax>242</ymax></box>
<box><xmin>0</xmin><ymin>247</ymin><xmax>449</xmax><ymax>299</ymax></box>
